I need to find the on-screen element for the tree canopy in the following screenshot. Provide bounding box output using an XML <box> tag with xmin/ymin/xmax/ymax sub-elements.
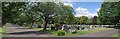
<box><xmin>2</xmin><ymin>2</ymin><xmax>75</xmax><ymax>30</ymax></box>
<box><xmin>98</xmin><ymin>2</ymin><xmax>120</xmax><ymax>25</ymax></box>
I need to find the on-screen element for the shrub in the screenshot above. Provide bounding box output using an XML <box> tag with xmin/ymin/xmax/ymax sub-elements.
<box><xmin>57</xmin><ymin>30</ymin><xmax>66</xmax><ymax>36</ymax></box>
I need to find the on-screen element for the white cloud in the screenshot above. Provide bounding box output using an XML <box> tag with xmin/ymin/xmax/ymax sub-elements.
<box><xmin>75</xmin><ymin>7</ymin><xmax>98</xmax><ymax>18</ymax></box>
<box><xmin>63</xmin><ymin>0</ymin><xmax>104</xmax><ymax>2</ymax></box>
<box><xmin>97</xmin><ymin>8</ymin><xmax>100</xmax><ymax>11</ymax></box>
<box><xmin>64</xmin><ymin>3</ymin><xmax>73</xmax><ymax>7</ymax></box>
<box><xmin>95</xmin><ymin>13</ymin><xmax>98</xmax><ymax>16</ymax></box>
<box><xmin>64</xmin><ymin>0</ymin><xmax>73</xmax><ymax>2</ymax></box>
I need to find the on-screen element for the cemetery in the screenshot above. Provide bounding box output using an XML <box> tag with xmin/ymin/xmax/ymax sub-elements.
<box><xmin>22</xmin><ymin>24</ymin><xmax>115</xmax><ymax>36</ymax></box>
<box><xmin>0</xmin><ymin>1</ymin><xmax>120</xmax><ymax>39</ymax></box>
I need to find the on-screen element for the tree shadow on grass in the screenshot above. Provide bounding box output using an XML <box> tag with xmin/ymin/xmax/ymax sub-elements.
<box><xmin>5</xmin><ymin>30</ymin><xmax>51</xmax><ymax>35</ymax></box>
<box><xmin>39</xmin><ymin>30</ymin><xmax>56</xmax><ymax>34</ymax></box>
<box><xmin>16</xmin><ymin>28</ymin><xmax>31</xmax><ymax>29</ymax></box>
<box><xmin>5</xmin><ymin>29</ymin><xmax>56</xmax><ymax>35</ymax></box>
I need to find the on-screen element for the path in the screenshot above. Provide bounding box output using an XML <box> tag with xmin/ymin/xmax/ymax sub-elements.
<box><xmin>3</xmin><ymin>23</ymin><xmax>53</xmax><ymax>37</ymax></box>
<box><xmin>2</xmin><ymin>23</ymin><xmax>119</xmax><ymax>37</ymax></box>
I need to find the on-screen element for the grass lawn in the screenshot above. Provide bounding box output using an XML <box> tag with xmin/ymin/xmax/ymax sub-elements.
<box><xmin>0</xmin><ymin>28</ymin><xmax>2</xmax><ymax>37</ymax></box>
<box><xmin>33</xmin><ymin>27</ymin><xmax>113</xmax><ymax>36</ymax></box>
<box><xmin>63</xmin><ymin>28</ymin><xmax>113</xmax><ymax>36</ymax></box>
<box><xmin>0</xmin><ymin>26</ymin><xmax>6</xmax><ymax>38</ymax></box>
<box><xmin>112</xmin><ymin>33</ymin><xmax>120</xmax><ymax>39</ymax></box>
<box><xmin>112</xmin><ymin>34</ymin><xmax>118</xmax><ymax>37</ymax></box>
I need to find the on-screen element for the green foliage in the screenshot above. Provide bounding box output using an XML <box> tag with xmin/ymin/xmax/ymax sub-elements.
<box><xmin>57</xmin><ymin>30</ymin><xmax>66</xmax><ymax>36</ymax></box>
<box><xmin>86</xmin><ymin>18</ymin><xmax>93</xmax><ymax>24</ymax></box>
<box><xmin>98</xmin><ymin>2</ymin><xmax>120</xmax><ymax>25</ymax></box>
<box><xmin>2</xmin><ymin>2</ymin><xmax>26</xmax><ymax>26</ymax></box>
<box><xmin>54</xmin><ymin>23</ymin><xmax>60</xmax><ymax>27</ymax></box>
<box><xmin>79</xmin><ymin>16</ymin><xmax>88</xmax><ymax>24</ymax></box>
<box><xmin>54</xmin><ymin>5</ymin><xmax>75</xmax><ymax>24</ymax></box>
<box><xmin>2</xmin><ymin>2</ymin><xmax>75</xmax><ymax>30</ymax></box>
<box><xmin>33</xmin><ymin>2</ymin><xmax>75</xmax><ymax>30</ymax></box>
<box><xmin>73</xmin><ymin>17</ymin><xmax>80</xmax><ymax>24</ymax></box>
<box><xmin>0</xmin><ymin>26</ymin><xmax>6</xmax><ymax>34</ymax></box>
<box><xmin>92</xmin><ymin>16</ymin><xmax>97</xmax><ymax>25</ymax></box>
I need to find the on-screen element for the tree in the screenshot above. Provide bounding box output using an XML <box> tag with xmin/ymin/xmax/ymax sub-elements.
<box><xmin>2</xmin><ymin>2</ymin><xmax>75</xmax><ymax>30</ymax></box>
<box><xmin>73</xmin><ymin>17</ymin><xmax>80</xmax><ymax>24</ymax></box>
<box><xmin>2</xmin><ymin>2</ymin><xmax>43</xmax><ymax>28</ymax></box>
<box><xmin>92</xmin><ymin>16</ymin><xmax>97</xmax><ymax>25</ymax></box>
<box><xmin>23</xmin><ymin>2</ymin><xmax>42</xmax><ymax>28</ymax></box>
<box><xmin>98</xmin><ymin>2</ymin><xmax>120</xmax><ymax>25</ymax></box>
<box><xmin>57</xmin><ymin>5</ymin><xmax>75</xmax><ymax>24</ymax></box>
<box><xmin>86</xmin><ymin>18</ymin><xmax>93</xmax><ymax>25</ymax></box>
<box><xmin>2</xmin><ymin>2</ymin><xmax>26</xmax><ymax>26</ymax></box>
<box><xmin>32</xmin><ymin>2</ymin><xmax>68</xmax><ymax>30</ymax></box>
<box><xmin>79</xmin><ymin>16</ymin><xmax>88</xmax><ymax>24</ymax></box>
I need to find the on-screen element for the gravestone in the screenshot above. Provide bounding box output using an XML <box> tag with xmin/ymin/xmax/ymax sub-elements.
<box><xmin>87</xmin><ymin>25</ymin><xmax>91</xmax><ymax>30</ymax></box>
<box><xmin>81</xmin><ymin>26</ymin><xmax>85</xmax><ymax>30</ymax></box>
<box><xmin>68</xmin><ymin>26</ymin><xmax>77</xmax><ymax>33</ymax></box>
<box><xmin>37</xmin><ymin>23</ymin><xmax>41</xmax><ymax>28</ymax></box>
<box><xmin>61</xmin><ymin>26</ymin><xmax>64</xmax><ymax>30</ymax></box>
<box><xmin>79</xmin><ymin>26</ymin><xmax>82</xmax><ymax>30</ymax></box>
<box><xmin>84</xmin><ymin>26</ymin><xmax>88</xmax><ymax>30</ymax></box>
<box><xmin>51</xmin><ymin>26</ymin><xmax>55</xmax><ymax>30</ymax></box>
<box><xmin>74</xmin><ymin>26</ymin><xmax>78</xmax><ymax>30</ymax></box>
<box><xmin>89</xmin><ymin>25</ymin><xmax>93</xmax><ymax>30</ymax></box>
<box><xmin>38</xmin><ymin>25</ymin><xmax>42</xmax><ymax>28</ymax></box>
<box><xmin>56</xmin><ymin>25</ymin><xmax>62</xmax><ymax>30</ymax></box>
<box><xmin>77</xmin><ymin>26</ymin><xmax>80</xmax><ymax>30</ymax></box>
<box><xmin>62</xmin><ymin>25</ymin><xmax>69</xmax><ymax>31</ymax></box>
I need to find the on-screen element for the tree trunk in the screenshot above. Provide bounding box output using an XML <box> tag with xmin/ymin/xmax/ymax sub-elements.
<box><xmin>43</xmin><ymin>21</ymin><xmax>47</xmax><ymax>30</ymax></box>
<box><xmin>30</xmin><ymin>22</ymin><xmax>33</xmax><ymax>28</ymax></box>
<box><xmin>30</xmin><ymin>15</ymin><xmax>35</xmax><ymax>28</ymax></box>
<box><xmin>30</xmin><ymin>23</ymin><xmax>33</xmax><ymax>28</ymax></box>
<box><xmin>2</xmin><ymin>22</ymin><xmax>5</xmax><ymax>27</ymax></box>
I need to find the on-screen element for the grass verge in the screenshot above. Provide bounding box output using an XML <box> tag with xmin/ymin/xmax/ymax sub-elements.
<box><xmin>0</xmin><ymin>26</ymin><xmax>6</xmax><ymax>38</ymax></box>
<box><xmin>63</xmin><ymin>28</ymin><xmax>113</xmax><ymax>36</ymax></box>
<box><xmin>33</xmin><ymin>28</ymin><xmax>113</xmax><ymax>36</ymax></box>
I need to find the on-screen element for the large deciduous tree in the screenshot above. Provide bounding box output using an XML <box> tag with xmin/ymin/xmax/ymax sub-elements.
<box><xmin>79</xmin><ymin>16</ymin><xmax>88</xmax><ymax>24</ymax></box>
<box><xmin>98</xmin><ymin>2</ymin><xmax>120</xmax><ymax>25</ymax></box>
<box><xmin>2</xmin><ymin>2</ymin><xmax>75</xmax><ymax>30</ymax></box>
<box><xmin>2</xmin><ymin>2</ymin><xmax>26</xmax><ymax>26</ymax></box>
<box><xmin>32</xmin><ymin>2</ymin><xmax>63</xmax><ymax>30</ymax></box>
<box><xmin>92</xmin><ymin>16</ymin><xmax>97</xmax><ymax>25</ymax></box>
<box><xmin>32</xmin><ymin>2</ymin><xmax>74</xmax><ymax>30</ymax></box>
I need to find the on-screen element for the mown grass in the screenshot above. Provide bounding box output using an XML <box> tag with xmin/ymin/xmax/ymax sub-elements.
<box><xmin>0</xmin><ymin>26</ymin><xmax>6</xmax><ymax>37</ymax></box>
<box><xmin>86</xmin><ymin>28</ymin><xmax>113</xmax><ymax>33</ymax></box>
<box><xmin>63</xmin><ymin>28</ymin><xmax>113</xmax><ymax>36</ymax></box>
<box><xmin>113</xmin><ymin>34</ymin><xmax>118</xmax><ymax>37</ymax></box>
<box><xmin>33</xmin><ymin>27</ymin><xmax>113</xmax><ymax>36</ymax></box>
<box><xmin>22</xmin><ymin>26</ymin><xmax>113</xmax><ymax>36</ymax></box>
<box><xmin>112</xmin><ymin>33</ymin><xmax>120</xmax><ymax>39</ymax></box>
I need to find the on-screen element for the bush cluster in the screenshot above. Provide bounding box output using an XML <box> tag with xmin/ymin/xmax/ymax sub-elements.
<box><xmin>57</xmin><ymin>30</ymin><xmax>66</xmax><ymax>36</ymax></box>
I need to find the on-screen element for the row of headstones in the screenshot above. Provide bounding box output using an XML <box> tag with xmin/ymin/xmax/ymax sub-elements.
<box><xmin>61</xmin><ymin>25</ymin><xmax>95</xmax><ymax>31</ymax></box>
<box><xmin>49</xmin><ymin>24</ymin><xmax>114</xmax><ymax>31</ymax></box>
<box><xmin>22</xmin><ymin>22</ymin><xmax>114</xmax><ymax>28</ymax></box>
<box><xmin>31</xmin><ymin>23</ymin><xmax>114</xmax><ymax>31</ymax></box>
